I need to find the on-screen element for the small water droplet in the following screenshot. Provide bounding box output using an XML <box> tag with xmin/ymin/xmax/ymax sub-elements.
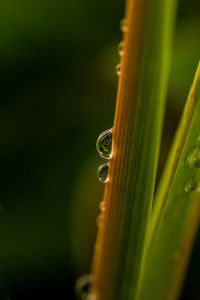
<box><xmin>120</xmin><ymin>18</ymin><xmax>127</xmax><ymax>33</ymax></box>
<box><xmin>96</xmin><ymin>129</ymin><xmax>112</xmax><ymax>159</ymax></box>
<box><xmin>118</xmin><ymin>41</ymin><xmax>124</xmax><ymax>56</ymax></box>
<box><xmin>116</xmin><ymin>63</ymin><xmax>121</xmax><ymax>76</ymax></box>
<box><xmin>99</xmin><ymin>201</ymin><xmax>106</xmax><ymax>212</ymax></box>
<box><xmin>97</xmin><ymin>163</ymin><xmax>109</xmax><ymax>183</ymax></box>
<box><xmin>185</xmin><ymin>146</ymin><xmax>200</xmax><ymax>168</ymax></box>
<box><xmin>184</xmin><ymin>178</ymin><xmax>196</xmax><ymax>192</ymax></box>
<box><xmin>96</xmin><ymin>213</ymin><xmax>104</xmax><ymax>227</ymax></box>
<box><xmin>75</xmin><ymin>274</ymin><xmax>92</xmax><ymax>300</ymax></box>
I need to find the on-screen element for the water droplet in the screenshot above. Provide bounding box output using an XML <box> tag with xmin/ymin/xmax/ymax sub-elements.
<box><xmin>96</xmin><ymin>129</ymin><xmax>112</xmax><ymax>159</ymax></box>
<box><xmin>75</xmin><ymin>274</ymin><xmax>92</xmax><ymax>300</ymax></box>
<box><xmin>115</xmin><ymin>63</ymin><xmax>121</xmax><ymax>76</ymax></box>
<box><xmin>96</xmin><ymin>213</ymin><xmax>104</xmax><ymax>227</ymax></box>
<box><xmin>99</xmin><ymin>201</ymin><xmax>106</xmax><ymax>212</ymax></box>
<box><xmin>97</xmin><ymin>163</ymin><xmax>109</xmax><ymax>183</ymax></box>
<box><xmin>185</xmin><ymin>146</ymin><xmax>200</xmax><ymax>168</ymax></box>
<box><xmin>184</xmin><ymin>178</ymin><xmax>196</xmax><ymax>192</ymax></box>
<box><xmin>118</xmin><ymin>41</ymin><xmax>124</xmax><ymax>56</ymax></box>
<box><xmin>116</xmin><ymin>63</ymin><xmax>121</xmax><ymax>76</ymax></box>
<box><xmin>120</xmin><ymin>18</ymin><xmax>127</xmax><ymax>33</ymax></box>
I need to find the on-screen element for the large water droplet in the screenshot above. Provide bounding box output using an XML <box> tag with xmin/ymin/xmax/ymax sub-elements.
<box><xmin>120</xmin><ymin>18</ymin><xmax>127</xmax><ymax>33</ymax></box>
<box><xmin>118</xmin><ymin>41</ymin><xmax>124</xmax><ymax>56</ymax></box>
<box><xmin>97</xmin><ymin>163</ymin><xmax>109</xmax><ymax>183</ymax></box>
<box><xmin>184</xmin><ymin>178</ymin><xmax>196</xmax><ymax>192</ymax></box>
<box><xmin>185</xmin><ymin>146</ymin><xmax>200</xmax><ymax>168</ymax></box>
<box><xmin>116</xmin><ymin>63</ymin><xmax>121</xmax><ymax>76</ymax></box>
<box><xmin>75</xmin><ymin>274</ymin><xmax>92</xmax><ymax>300</ymax></box>
<box><xmin>96</xmin><ymin>129</ymin><xmax>112</xmax><ymax>159</ymax></box>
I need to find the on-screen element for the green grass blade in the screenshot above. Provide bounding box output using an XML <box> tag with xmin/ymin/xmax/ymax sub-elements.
<box><xmin>91</xmin><ymin>0</ymin><xmax>178</xmax><ymax>299</ymax></box>
<box><xmin>140</xmin><ymin>62</ymin><xmax>200</xmax><ymax>300</ymax></box>
<box><xmin>148</xmin><ymin>62</ymin><xmax>200</xmax><ymax>246</ymax></box>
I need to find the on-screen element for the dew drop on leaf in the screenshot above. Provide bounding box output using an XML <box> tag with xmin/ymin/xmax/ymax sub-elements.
<box><xmin>96</xmin><ymin>213</ymin><xmax>104</xmax><ymax>227</ymax></box>
<box><xmin>184</xmin><ymin>178</ymin><xmax>196</xmax><ymax>192</ymax></box>
<box><xmin>96</xmin><ymin>129</ymin><xmax>112</xmax><ymax>159</ymax></box>
<box><xmin>185</xmin><ymin>146</ymin><xmax>200</xmax><ymax>168</ymax></box>
<box><xmin>118</xmin><ymin>41</ymin><xmax>124</xmax><ymax>56</ymax></box>
<box><xmin>97</xmin><ymin>163</ymin><xmax>109</xmax><ymax>183</ymax></box>
<box><xmin>116</xmin><ymin>63</ymin><xmax>121</xmax><ymax>76</ymax></box>
<box><xmin>75</xmin><ymin>274</ymin><xmax>92</xmax><ymax>300</ymax></box>
<box><xmin>99</xmin><ymin>201</ymin><xmax>106</xmax><ymax>212</ymax></box>
<box><xmin>120</xmin><ymin>18</ymin><xmax>128</xmax><ymax>32</ymax></box>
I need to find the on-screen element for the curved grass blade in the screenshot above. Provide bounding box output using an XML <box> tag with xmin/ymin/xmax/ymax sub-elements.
<box><xmin>140</xmin><ymin>62</ymin><xmax>200</xmax><ymax>300</ymax></box>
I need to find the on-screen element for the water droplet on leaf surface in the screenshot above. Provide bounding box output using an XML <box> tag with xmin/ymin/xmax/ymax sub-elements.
<box><xmin>120</xmin><ymin>18</ymin><xmax>127</xmax><ymax>32</ymax></box>
<box><xmin>185</xmin><ymin>146</ymin><xmax>200</xmax><ymax>168</ymax></box>
<box><xmin>97</xmin><ymin>163</ymin><xmax>109</xmax><ymax>183</ymax></box>
<box><xmin>116</xmin><ymin>63</ymin><xmax>121</xmax><ymax>76</ymax></box>
<box><xmin>118</xmin><ymin>41</ymin><xmax>124</xmax><ymax>56</ymax></box>
<box><xmin>75</xmin><ymin>274</ymin><xmax>92</xmax><ymax>300</ymax></box>
<box><xmin>99</xmin><ymin>201</ymin><xmax>106</xmax><ymax>212</ymax></box>
<box><xmin>96</xmin><ymin>129</ymin><xmax>112</xmax><ymax>159</ymax></box>
<box><xmin>184</xmin><ymin>178</ymin><xmax>196</xmax><ymax>192</ymax></box>
<box><xmin>96</xmin><ymin>213</ymin><xmax>104</xmax><ymax>227</ymax></box>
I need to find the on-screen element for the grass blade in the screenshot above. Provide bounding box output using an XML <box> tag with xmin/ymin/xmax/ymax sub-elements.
<box><xmin>91</xmin><ymin>0</ymin><xmax>178</xmax><ymax>299</ymax></box>
<box><xmin>140</xmin><ymin>62</ymin><xmax>200</xmax><ymax>300</ymax></box>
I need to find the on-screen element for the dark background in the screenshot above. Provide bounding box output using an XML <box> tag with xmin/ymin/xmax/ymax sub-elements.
<box><xmin>0</xmin><ymin>0</ymin><xmax>199</xmax><ymax>299</ymax></box>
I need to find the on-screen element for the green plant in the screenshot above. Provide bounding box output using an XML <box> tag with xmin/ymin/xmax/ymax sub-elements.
<box><xmin>89</xmin><ymin>0</ymin><xmax>200</xmax><ymax>299</ymax></box>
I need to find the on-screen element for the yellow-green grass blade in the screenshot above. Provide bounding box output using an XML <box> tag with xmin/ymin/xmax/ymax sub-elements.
<box><xmin>140</xmin><ymin>62</ymin><xmax>200</xmax><ymax>300</ymax></box>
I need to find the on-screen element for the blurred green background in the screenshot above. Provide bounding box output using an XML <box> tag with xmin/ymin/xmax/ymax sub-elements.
<box><xmin>0</xmin><ymin>0</ymin><xmax>199</xmax><ymax>299</ymax></box>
